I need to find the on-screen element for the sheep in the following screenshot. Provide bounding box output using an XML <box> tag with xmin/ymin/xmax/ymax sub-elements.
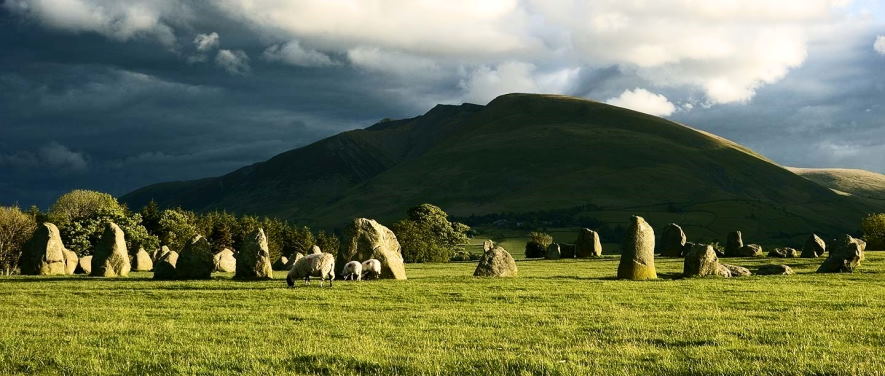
<box><xmin>342</xmin><ymin>261</ymin><xmax>363</xmax><ymax>281</ymax></box>
<box><xmin>286</xmin><ymin>253</ymin><xmax>335</xmax><ymax>287</ymax></box>
<box><xmin>361</xmin><ymin>259</ymin><xmax>382</xmax><ymax>280</ymax></box>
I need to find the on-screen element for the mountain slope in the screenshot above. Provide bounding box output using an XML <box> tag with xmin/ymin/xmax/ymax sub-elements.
<box><xmin>122</xmin><ymin>94</ymin><xmax>870</xmax><ymax>244</ymax></box>
<box><xmin>787</xmin><ymin>167</ymin><xmax>885</xmax><ymax>206</ymax></box>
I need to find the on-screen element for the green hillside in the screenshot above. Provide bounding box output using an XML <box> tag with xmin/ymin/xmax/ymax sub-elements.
<box><xmin>788</xmin><ymin>167</ymin><xmax>885</xmax><ymax>208</ymax></box>
<box><xmin>122</xmin><ymin>94</ymin><xmax>873</xmax><ymax>244</ymax></box>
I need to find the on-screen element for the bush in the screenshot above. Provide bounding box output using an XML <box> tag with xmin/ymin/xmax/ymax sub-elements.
<box><xmin>158</xmin><ymin>208</ymin><xmax>199</xmax><ymax>252</ymax></box>
<box><xmin>450</xmin><ymin>251</ymin><xmax>480</xmax><ymax>262</ymax></box>
<box><xmin>49</xmin><ymin>190</ymin><xmax>158</xmax><ymax>255</ymax></box>
<box><xmin>525</xmin><ymin>232</ymin><xmax>553</xmax><ymax>258</ymax></box>
<box><xmin>0</xmin><ymin>206</ymin><xmax>37</xmax><ymax>275</ymax></box>
<box><xmin>862</xmin><ymin>213</ymin><xmax>885</xmax><ymax>250</ymax></box>
<box><xmin>393</xmin><ymin>203</ymin><xmax>470</xmax><ymax>263</ymax></box>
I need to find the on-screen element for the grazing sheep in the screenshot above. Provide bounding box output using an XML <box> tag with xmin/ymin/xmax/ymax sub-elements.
<box><xmin>286</xmin><ymin>253</ymin><xmax>335</xmax><ymax>287</ymax></box>
<box><xmin>342</xmin><ymin>261</ymin><xmax>363</xmax><ymax>281</ymax></box>
<box><xmin>361</xmin><ymin>259</ymin><xmax>382</xmax><ymax>280</ymax></box>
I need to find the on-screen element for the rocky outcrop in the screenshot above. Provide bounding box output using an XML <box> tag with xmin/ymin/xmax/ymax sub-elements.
<box><xmin>617</xmin><ymin>216</ymin><xmax>656</xmax><ymax>280</ymax></box>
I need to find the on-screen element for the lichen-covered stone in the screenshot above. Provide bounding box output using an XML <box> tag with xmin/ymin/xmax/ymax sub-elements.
<box><xmin>175</xmin><ymin>235</ymin><xmax>214</xmax><ymax>279</ymax></box>
<box><xmin>132</xmin><ymin>247</ymin><xmax>154</xmax><ymax>271</ymax></box>
<box><xmin>235</xmin><ymin>229</ymin><xmax>273</xmax><ymax>279</ymax></box>
<box><xmin>659</xmin><ymin>223</ymin><xmax>687</xmax><ymax>257</ymax></box>
<box><xmin>91</xmin><ymin>222</ymin><xmax>130</xmax><ymax>277</ymax></box>
<box><xmin>817</xmin><ymin>235</ymin><xmax>864</xmax><ymax>273</ymax></box>
<box><xmin>545</xmin><ymin>243</ymin><xmax>561</xmax><ymax>260</ymax></box>
<box><xmin>738</xmin><ymin>244</ymin><xmax>763</xmax><ymax>257</ymax></box>
<box><xmin>152</xmin><ymin>251</ymin><xmax>179</xmax><ymax>280</ymax></box>
<box><xmin>19</xmin><ymin>223</ymin><xmax>67</xmax><ymax>275</ymax></box>
<box><xmin>339</xmin><ymin>218</ymin><xmax>406</xmax><ymax>280</ymax></box>
<box><xmin>75</xmin><ymin>256</ymin><xmax>92</xmax><ymax>274</ymax></box>
<box><xmin>474</xmin><ymin>246</ymin><xmax>518</xmax><ymax>277</ymax></box>
<box><xmin>801</xmin><ymin>234</ymin><xmax>826</xmax><ymax>258</ymax></box>
<box><xmin>213</xmin><ymin>248</ymin><xmax>236</xmax><ymax>273</ymax></box>
<box><xmin>62</xmin><ymin>248</ymin><xmax>78</xmax><ymax>275</ymax></box>
<box><xmin>575</xmin><ymin>228</ymin><xmax>602</xmax><ymax>258</ymax></box>
<box><xmin>683</xmin><ymin>244</ymin><xmax>730</xmax><ymax>277</ymax></box>
<box><xmin>721</xmin><ymin>263</ymin><xmax>752</xmax><ymax>277</ymax></box>
<box><xmin>617</xmin><ymin>216</ymin><xmax>656</xmax><ymax>280</ymax></box>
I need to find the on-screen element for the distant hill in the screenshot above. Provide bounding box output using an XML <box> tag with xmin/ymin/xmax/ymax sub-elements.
<box><xmin>122</xmin><ymin>94</ymin><xmax>874</xmax><ymax>245</ymax></box>
<box><xmin>788</xmin><ymin>167</ymin><xmax>885</xmax><ymax>207</ymax></box>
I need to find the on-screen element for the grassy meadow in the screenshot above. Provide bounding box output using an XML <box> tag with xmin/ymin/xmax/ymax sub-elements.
<box><xmin>1</xmin><ymin>252</ymin><xmax>884</xmax><ymax>375</ymax></box>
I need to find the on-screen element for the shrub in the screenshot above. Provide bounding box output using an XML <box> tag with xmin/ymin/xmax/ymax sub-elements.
<box><xmin>393</xmin><ymin>203</ymin><xmax>470</xmax><ymax>263</ymax></box>
<box><xmin>450</xmin><ymin>251</ymin><xmax>480</xmax><ymax>262</ymax></box>
<box><xmin>315</xmin><ymin>230</ymin><xmax>340</xmax><ymax>255</ymax></box>
<box><xmin>525</xmin><ymin>232</ymin><xmax>553</xmax><ymax>258</ymax></box>
<box><xmin>861</xmin><ymin>213</ymin><xmax>885</xmax><ymax>250</ymax></box>
<box><xmin>0</xmin><ymin>206</ymin><xmax>37</xmax><ymax>275</ymax></box>
<box><xmin>49</xmin><ymin>190</ymin><xmax>158</xmax><ymax>255</ymax></box>
<box><xmin>158</xmin><ymin>208</ymin><xmax>199</xmax><ymax>252</ymax></box>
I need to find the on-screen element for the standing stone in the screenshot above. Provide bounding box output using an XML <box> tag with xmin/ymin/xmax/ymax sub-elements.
<box><xmin>545</xmin><ymin>243</ymin><xmax>561</xmax><ymax>260</ymax></box>
<box><xmin>482</xmin><ymin>240</ymin><xmax>495</xmax><ymax>252</ymax></box>
<box><xmin>757</xmin><ymin>264</ymin><xmax>794</xmax><ymax>275</ymax></box>
<box><xmin>659</xmin><ymin>223</ymin><xmax>687</xmax><ymax>257</ymax></box>
<box><xmin>309</xmin><ymin>245</ymin><xmax>322</xmax><ymax>255</ymax></box>
<box><xmin>272</xmin><ymin>256</ymin><xmax>289</xmax><ymax>271</ymax></box>
<box><xmin>682</xmin><ymin>242</ymin><xmax>696</xmax><ymax>258</ymax></box>
<box><xmin>213</xmin><ymin>248</ymin><xmax>236</xmax><ymax>273</ymax></box>
<box><xmin>817</xmin><ymin>235</ymin><xmax>865</xmax><ymax>273</ymax></box>
<box><xmin>768</xmin><ymin>247</ymin><xmax>800</xmax><ymax>258</ymax></box>
<box><xmin>721</xmin><ymin>263</ymin><xmax>752</xmax><ymax>277</ymax></box>
<box><xmin>575</xmin><ymin>228</ymin><xmax>603</xmax><ymax>258</ymax></box>
<box><xmin>285</xmin><ymin>253</ymin><xmax>304</xmax><ymax>270</ymax></box>
<box><xmin>91</xmin><ymin>222</ymin><xmax>131</xmax><ymax>277</ymax></box>
<box><xmin>62</xmin><ymin>248</ymin><xmax>78</xmax><ymax>275</ymax></box>
<box><xmin>559</xmin><ymin>243</ymin><xmax>576</xmax><ymax>258</ymax></box>
<box><xmin>724</xmin><ymin>231</ymin><xmax>744</xmax><ymax>257</ymax></box>
<box><xmin>152</xmin><ymin>245</ymin><xmax>171</xmax><ymax>262</ymax></box>
<box><xmin>235</xmin><ymin>228</ymin><xmax>273</xmax><ymax>279</ymax></box>
<box><xmin>473</xmin><ymin>246</ymin><xmax>518</xmax><ymax>277</ymax></box>
<box><xmin>75</xmin><ymin>256</ymin><xmax>92</xmax><ymax>274</ymax></box>
<box><xmin>19</xmin><ymin>223</ymin><xmax>67</xmax><ymax>275</ymax></box>
<box><xmin>152</xmin><ymin>251</ymin><xmax>179</xmax><ymax>280</ymax></box>
<box><xmin>132</xmin><ymin>247</ymin><xmax>154</xmax><ymax>271</ymax></box>
<box><xmin>683</xmin><ymin>244</ymin><xmax>730</xmax><ymax>277</ymax></box>
<box><xmin>175</xmin><ymin>235</ymin><xmax>214</xmax><ymax>279</ymax></box>
<box><xmin>617</xmin><ymin>216</ymin><xmax>657</xmax><ymax>280</ymax></box>
<box><xmin>739</xmin><ymin>244</ymin><xmax>764</xmax><ymax>257</ymax></box>
<box><xmin>801</xmin><ymin>234</ymin><xmax>826</xmax><ymax>258</ymax></box>
<box><xmin>339</xmin><ymin>218</ymin><xmax>406</xmax><ymax>280</ymax></box>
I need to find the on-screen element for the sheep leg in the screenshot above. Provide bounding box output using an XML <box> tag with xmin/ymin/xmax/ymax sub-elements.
<box><xmin>286</xmin><ymin>275</ymin><xmax>294</xmax><ymax>287</ymax></box>
<box><xmin>327</xmin><ymin>275</ymin><xmax>333</xmax><ymax>287</ymax></box>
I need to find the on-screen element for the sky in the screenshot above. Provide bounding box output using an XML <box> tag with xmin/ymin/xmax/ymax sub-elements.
<box><xmin>1</xmin><ymin>0</ymin><xmax>884</xmax><ymax>209</ymax></box>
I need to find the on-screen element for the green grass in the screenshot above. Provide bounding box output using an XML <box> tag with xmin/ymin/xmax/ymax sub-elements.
<box><xmin>1</xmin><ymin>254</ymin><xmax>884</xmax><ymax>375</ymax></box>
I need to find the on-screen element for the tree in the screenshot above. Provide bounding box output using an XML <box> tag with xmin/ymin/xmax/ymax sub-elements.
<box><xmin>862</xmin><ymin>213</ymin><xmax>885</xmax><ymax>250</ymax></box>
<box><xmin>139</xmin><ymin>200</ymin><xmax>162</xmax><ymax>237</ymax></box>
<box><xmin>315</xmin><ymin>230</ymin><xmax>340</xmax><ymax>255</ymax></box>
<box><xmin>392</xmin><ymin>203</ymin><xmax>470</xmax><ymax>263</ymax></box>
<box><xmin>525</xmin><ymin>231</ymin><xmax>552</xmax><ymax>258</ymax></box>
<box><xmin>48</xmin><ymin>190</ymin><xmax>122</xmax><ymax>227</ymax></box>
<box><xmin>48</xmin><ymin>190</ymin><xmax>158</xmax><ymax>255</ymax></box>
<box><xmin>158</xmin><ymin>208</ymin><xmax>199</xmax><ymax>252</ymax></box>
<box><xmin>0</xmin><ymin>206</ymin><xmax>37</xmax><ymax>275</ymax></box>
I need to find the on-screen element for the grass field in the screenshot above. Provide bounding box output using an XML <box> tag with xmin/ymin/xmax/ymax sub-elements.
<box><xmin>1</xmin><ymin>253</ymin><xmax>884</xmax><ymax>375</ymax></box>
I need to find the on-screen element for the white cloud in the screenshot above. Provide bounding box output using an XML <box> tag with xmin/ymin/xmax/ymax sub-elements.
<box><xmin>605</xmin><ymin>88</ymin><xmax>676</xmax><ymax>117</ymax></box>
<box><xmin>875</xmin><ymin>35</ymin><xmax>885</xmax><ymax>55</ymax></box>
<box><xmin>215</xmin><ymin>49</ymin><xmax>250</xmax><ymax>75</ymax></box>
<box><xmin>459</xmin><ymin>62</ymin><xmax>540</xmax><ymax>103</ymax></box>
<box><xmin>194</xmin><ymin>32</ymin><xmax>219</xmax><ymax>51</ymax></box>
<box><xmin>347</xmin><ymin>47</ymin><xmax>440</xmax><ymax>77</ymax></box>
<box><xmin>263</xmin><ymin>41</ymin><xmax>336</xmax><ymax>67</ymax></box>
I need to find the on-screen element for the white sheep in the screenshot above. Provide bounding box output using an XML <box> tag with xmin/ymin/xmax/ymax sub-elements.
<box><xmin>361</xmin><ymin>259</ymin><xmax>382</xmax><ymax>280</ymax></box>
<box><xmin>342</xmin><ymin>261</ymin><xmax>363</xmax><ymax>281</ymax></box>
<box><xmin>286</xmin><ymin>253</ymin><xmax>335</xmax><ymax>287</ymax></box>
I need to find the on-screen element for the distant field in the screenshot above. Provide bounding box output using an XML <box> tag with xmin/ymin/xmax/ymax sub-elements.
<box><xmin>1</xmin><ymin>253</ymin><xmax>883</xmax><ymax>375</ymax></box>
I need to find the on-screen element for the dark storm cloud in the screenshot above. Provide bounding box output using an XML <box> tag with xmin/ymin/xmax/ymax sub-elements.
<box><xmin>1</xmin><ymin>1</ymin><xmax>883</xmax><ymax>209</ymax></box>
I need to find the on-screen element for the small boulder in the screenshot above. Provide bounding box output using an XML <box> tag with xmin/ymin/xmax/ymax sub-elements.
<box><xmin>575</xmin><ymin>228</ymin><xmax>603</xmax><ymax>258</ymax></box>
<box><xmin>473</xmin><ymin>246</ymin><xmax>518</xmax><ymax>277</ymax></box>
<box><xmin>757</xmin><ymin>264</ymin><xmax>794</xmax><ymax>275</ymax></box>
<box><xmin>234</xmin><ymin>228</ymin><xmax>273</xmax><ymax>279</ymax></box>
<box><xmin>617</xmin><ymin>216</ymin><xmax>657</xmax><ymax>280</ymax></box>
<box><xmin>75</xmin><ymin>256</ymin><xmax>92</xmax><ymax>274</ymax></box>
<box><xmin>683</xmin><ymin>244</ymin><xmax>730</xmax><ymax>277</ymax></box>
<box><xmin>19</xmin><ymin>223</ymin><xmax>67</xmax><ymax>275</ymax></box>
<box><xmin>272</xmin><ymin>256</ymin><xmax>289</xmax><ymax>271</ymax></box>
<box><xmin>339</xmin><ymin>218</ymin><xmax>406</xmax><ymax>280</ymax></box>
<box><xmin>213</xmin><ymin>248</ymin><xmax>236</xmax><ymax>273</ymax></box>
<box><xmin>721</xmin><ymin>263</ymin><xmax>752</xmax><ymax>277</ymax></box>
<box><xmin>132</xmin><ymin>247</ymin><xmax>154</xmax><ymax>271</ymax></box>
<box><xmin>545</xmin><ymin>243</ymin><xmax>561</xmax><ymax>260</ymax></box>
<box><xmin>817</xmin><ymin>235</ymin><xmax>865</xmax><ymax>273</ymax></box>
<box><xmin>724</xmin><ymin>231</ymin><xmax>744</xmax><ymax>257</ymax></box>
<box><xmin>659</xmin><ymin>223</ymin><xmax>687</xmax><ymax>257</ymax></box>
<box><xmin>62</xmin><ymin>248</ymin><xmax>78</xmax><ymax>275</ymax></box>
<box><xmin>152</xmin><ymin>245</ymin><xmax>171</xmax><ymax>262</ymax></box>
<box><xmin>559</xmin><ymin>243</ymin><xmax>576</xmax><ymax>258</ymax></box>
<box><xmin>801</xmin><ymin>234</ymin><xmax>826</xmax><ymax>258</ymax></box>
<box><xmin>91</xmin><ymin>222</ymin><xmax>131</xmax><ymax>277</ymax></box>
<box><xmin>768</xmin><ymin>247</ymin><xmax>800</xmax><ymax>258</ymax></box>
<box><xmin>738</xmin><ymin>244</ymin><xmax>763</xmax><ymax>257</ymax></box>
<box><xmin>175</xmin><ymin>235</ymin><xmax>214</xmax><ymax>279</ymax></box>
<box><xmin>482</xmin><ymin>240</ymin><xmax>495</xmax><ymax>252</ymax></box>
<box><xmin>152</xmin><ymin>251</ymin><xmax>179</xmax><ymax>280</ymax></box>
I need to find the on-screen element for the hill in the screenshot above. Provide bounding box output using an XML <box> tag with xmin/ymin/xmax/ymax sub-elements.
<box><xmin>122</xmin><ymin>93</ymin><xmax>872</xmax><ymax>245</ymax></box>
<box><xmin>787</xmin><ymin>167</ymin><xmax>885</xmax><ymax>206</ymax></box>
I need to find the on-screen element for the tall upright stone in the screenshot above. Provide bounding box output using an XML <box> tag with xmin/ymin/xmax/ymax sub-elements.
<box><xmin>617</xmin><ymin>216</ymin><xmax>657</xmax><ymax>280</ymax></box>
<box><xmin>131</xmin><ymin>247</ymin><xmax>154</xmax><ymax>271</ymax></box>
<box><xmin>91</xmin><ymin>222</ymin><xmax>131</xmax><ymax>277</ymax></box>
<box><xmin>801</xmin><ymin>234</ymin><xmax>826</xmax><ymax>258</ymax></box>
<box><xmin>575</xmin><ymin>228</ymin><xmax>602</xmax><ymax>258</ymax></box>
<box><xmin>724</xmin><ymin>231</ymin><xmax>744</xmax><ymax>257</ymax></box>
<box><xmin>235</xmin><ymin>228</ymin><xmax>274</xmax><ymax>279</ymax></box>
<box><xmin>658</xmin><ymin>223</ymin><xmax>687</xmax><ymax>257</ymax></box>
<box><xmin>62</xmin><ymin>248</ymin><xmax>78</xmax><ymax>275</ymax></box>
<box><xmin>175</xmin><ymin>235</ymin><xmax>214</xmax><ymax>279</ymax></box>
<box><xmin>545</xmin><ymin>243</ymin><xmax>561</xmax><ymax>260</ymax></box>
<box><xmin>19</xmin><ymin>223</ymin><xmax>67</xmax><ymax>275</ymax></box>
<box><xmin>817</xmin><ymin>235</ymin><xmax>865</xmax><ymax>273</ymax></box>
<box><xmin>339</xmin><ymin>218</ymin><xmax>406</xmax><ymax>280</ymax></box>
